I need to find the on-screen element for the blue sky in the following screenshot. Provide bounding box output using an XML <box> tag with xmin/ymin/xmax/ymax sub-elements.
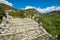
<box><xmin>0</xmin><ymin>0</ymin><xmax>60</xmax><ymax>13</ymax></box>
<box><xmin>7</xmin><ymin>0</ymin><xmax>60</xmax><ymax>9</ymax></box>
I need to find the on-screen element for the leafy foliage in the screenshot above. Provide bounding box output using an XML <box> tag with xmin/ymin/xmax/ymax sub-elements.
<box><xmin>39</xmin><ymin>14</ymin><xmax>60</xmax><ymax>35</ymax></box>
<box><xmin>0</xmin><ymin>4</ymin><xmax>17</xmax><ymax>10</ymax></box>
<box><xmin>0</xmin><ymin>6</ymin><xmax>6</xmax><ymax>23</ymax></box>
<box><xmin>32</xmin><ymin>11</ymin><xmax>60</xmax><ymax>40</ymax></box>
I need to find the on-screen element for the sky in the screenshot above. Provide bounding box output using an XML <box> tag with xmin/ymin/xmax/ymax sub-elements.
<box><xmin>7</xmin><ymin>0</ymin><xmax>60</xmax><ymax>9</ymax></box>
<box><xmin>0</xmin><ymin>0</ymin><xmax>60</xmax><ymax>13</ymax></box>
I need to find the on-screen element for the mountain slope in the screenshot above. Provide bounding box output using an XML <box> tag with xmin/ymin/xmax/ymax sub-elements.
<box><xmin>0</xmin><ymin>4</ymin><xmax>41</xmax><ymax>23</ymax></box>
<box><xmin>38</xmin><ymin>12</ymin><xmax>60</xmax><ymax>40</ymax></box>
<box><xmin>0</xmin><ymin>4</ymin><xmax>60</xmax><ymax>40</ymax></box>
<box><xmin>0</xmin><ymin>4</ymin><xmax>18</xmax><ymax>10</ymax></box>
<box><xmin>0</xmin><ymin>4</ymin><xmax>19</xmax><ymax>23</ymax></box>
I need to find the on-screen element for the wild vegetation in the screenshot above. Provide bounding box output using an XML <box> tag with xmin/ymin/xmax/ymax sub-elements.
<box><xmin>0</xmin><ymin>5</ymin><xmax>6</xmax><ymax>23</ymax></box>
<box><xmin>33</xmin><ymin>12</ymin><xmax>60</xmax><ymax>40</ymax></box>
<box><xmin>0</xmin><ymin>4</ymin><xmax>17</xmax><ymax>10</ymax></box>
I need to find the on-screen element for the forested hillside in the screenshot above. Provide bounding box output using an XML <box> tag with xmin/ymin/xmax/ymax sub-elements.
<box><xmin>36</xmin><ymin>11</ymin><xmax>60</xmax><ymax>40</ymax></box>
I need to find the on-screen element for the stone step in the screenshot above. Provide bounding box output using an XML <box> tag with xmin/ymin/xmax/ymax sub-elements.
<box><xmin>0</xmin><ymin>17</ymin><xmax>46</xmax><ymax>40</ymax></box>
<box><xmin>0</xmin><ymin>32</ymin><xmax>23</xmax><ymax>36</ymax></box>
<box><xmin>0</xmin><ymin>27</ymin><xmax>43</xmax><ymax>34</ymax></box>
<box><xmin>0</xmin><ymin>29</ymin><xmax>44</xmax><ymax>37</ymax></box>
<box><xmin>1</xmin><ymin>27</ymin><xmax>9</xmax><ymax>29</ymax></box>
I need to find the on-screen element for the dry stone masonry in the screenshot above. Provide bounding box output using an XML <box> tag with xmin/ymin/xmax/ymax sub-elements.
<box><xmin>0</xmin><ymin>11</ymin><xmax>54</xmax><ymax>40</ymax></box>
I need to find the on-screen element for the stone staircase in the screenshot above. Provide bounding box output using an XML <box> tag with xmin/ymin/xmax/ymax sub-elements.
<box><xmin>0</xmin><ymin>10</ymin><xmax>53</xmax><ymax>40</ymax></box>
<box><xmin>0</xmin><ymin>16</ymin><xmax>48</xmax><ymax>40</ymax></box>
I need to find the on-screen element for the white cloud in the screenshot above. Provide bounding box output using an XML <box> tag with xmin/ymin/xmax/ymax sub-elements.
<box><xmin>24</xmin><ymin>6</ymin><xmax>36</xmax><ymax>9</ymax></box>
<box><xmin>24</xmin><ymin>6</ymin><xmax>60</xmax><ymax>13</ymax></box>
<box><xmin>0</xmin><ymin>0</ymin><xmax>13</xmax><ymax>6</ymax></box>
